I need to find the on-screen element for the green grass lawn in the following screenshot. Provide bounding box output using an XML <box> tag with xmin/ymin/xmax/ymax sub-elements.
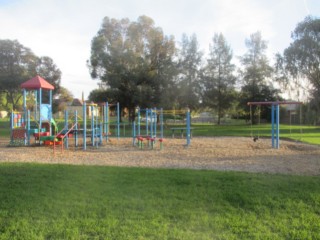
<box><xmin>191</xmin><ymin>123</ymin><xmax>320</xmax><ymax>145</ymax></box>
<box><xmin>0</xmin><ymin>164</ymin><xmax>319</xmax><ymax>239</ymax></box>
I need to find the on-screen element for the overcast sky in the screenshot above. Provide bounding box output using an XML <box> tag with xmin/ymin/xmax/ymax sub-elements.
<box><xmin>0</xmin><ymin>0</ymin><xmax>319</xmax><ymax>99</ymax></box>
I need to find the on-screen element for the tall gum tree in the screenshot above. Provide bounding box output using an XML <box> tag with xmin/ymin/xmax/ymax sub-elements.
<box><xmin>201</xmin><ymin>33</ymin><xmax>236</xmax><ymax>124</ymax></box>
<box><xmin>276</xmin><ymin>16</ymin><xmax>320</xmax><ymax>123</ymax></box>
<box><xmin>177</xmin><ymin>34</ymin><xmax>203</xmax><ymax>110</ymax></box>
<box><xmin>0</xmin><ymin>39</ymin><xmax>61</xmax><ymax>111</ymax></box>
<box><xmin>88</xmin><ymin>16</ymin><xmax>177</xmax><ymax>121</ymax></box>
<box><xmin>239</xmin><ymin>32</ymin><xmax>277</xmax><ymax>122</ymax></box>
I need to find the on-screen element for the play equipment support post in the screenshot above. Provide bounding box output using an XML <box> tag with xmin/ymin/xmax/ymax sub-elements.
<box><xmin>271</xmin><ymin>104</ymin><xmax>280</xmax><ymax>149</ymax></box>
<box><xmin>65</xmin><ymin>110</ymin><xmax>69</xmax><ymax>149</ymax></box>
<box><xmin>75</xmin><ymin>110</ymin><xmax>78</xmax><ymax>147</ymax></box>
<box><xmin>95</xmin><ymin>105</ymin><xmax>98</xmax><ymax>147</ymax></box>
<box><xmin>27</xmin><ymin>110</ymin><xmax>30</xmax><ymax>145</ymax></box>
<box><xmin>83</xmin><ymin>102</ymin><xmax>86</xmax><ymax>150</ymax></box>
<box><xmin>146</xmin><ymin>108</ymin><xmax>149</xmax><ymax>136</ymax></box>
<box><xmin>150</xmin><ymin>109</ymin><xmax>153</xmax><ymax>139</ymax></box>
<box><xmin>271</xmin><ymin>105</ymin><xmax>275</xmax><ymax>148</ymax></box>
<box><xmin>34</xmin><ymin>90</ymin><xmax>37</xmax><ymax>120</ymax></box>
<box><xmin>117</xmin><ymin>102</ymin><xmax>120</xmax><ymax>139</ymax></box>
<box><xmin>137</xmin><ymin>107</ymin><xmax>141</xmax><ymax>136</ymax></box>
<box><xmin>39</xmin><ymin>88</ymin><xmax>42</xmax><ymax>132</ymax></box>
<box><xmin>91</xmin><ymin>105</ymin><xmax>94</xmax><ymax>147</ymax></box>
<box><xmin>160</xmin><ymin>108</ymin><xmax>163</xmax><ymax>140</ymax></box>
<box><xmin>276</xmin><ymin>104</ymin><xmax>280</xmax><ymax>148</ymax></box>
<box><xmin>153</xmin><ymin>108</ymin><xmax>157</xmax><ymax>138</ymax></box>
<box><xmin>132</xmin><ymin>121</ymin><xmax>136</xmax><ymax>146</ymax></box>
<box><xmin>23</xmin><ymin>89</ymin><xmax>26</xmax><ymax>126</ymax></box>
<box><xmin>186</xmin><ymin>109</ymin><xmax>191</xmax><ymax>146</ymax></box>
<box><xmin>99</xmin><ymin>119</ymin><xmax>103</xmax><ymax>146</ymax></box>
<box><xmin>49</xmin><ymin>90</ymin><xmax>52</xmax><ymax>135</ymax></box>
<box><xmin>104</xmin><ymin>102</ymin><xmax>109</xmax><ymax>142</ymax></box>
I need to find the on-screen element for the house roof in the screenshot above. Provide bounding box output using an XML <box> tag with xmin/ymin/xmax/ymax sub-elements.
<box><xmin>71</xmin><ymin>98</ymin><xmax>83</xmax><ymax>106</ymax></box>
<box><xmin>20</xmin><ymin>75</ymin><xmax>55</xmax><ymax>90</ymax></box>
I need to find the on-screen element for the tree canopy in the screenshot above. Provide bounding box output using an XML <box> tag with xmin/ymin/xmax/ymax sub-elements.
<box><xmin>239</xmin><ymin>32</ymin><xmax>280</xmax><ymax>121</ymax></box>
<box><xmin>0</xmin><ymin>39</ymin><xmax>61</xmax><ymax>111</ymax></box>
<box><xmin>276</xmin><ymin>16</ymin><xmax>320</xmax><ymax>116</ymax></box>
<box><xmin>88</xmin><ymin>15</ymin><xmax>177</xmax><ymax>120</ymax></box>
<box><xmin>177</xmin><ymin>34</ymin><xmax>203</xmax><ymax>110</ymax></box>
<box><xmin>276</xmin><ymin>16</ymin><xmax>320</xmax><ymax>88</ymax></box>
<box><xmin>201</xmin><ymin>33</ymin><xmax>236</xmax><ymax>124</ymax></box>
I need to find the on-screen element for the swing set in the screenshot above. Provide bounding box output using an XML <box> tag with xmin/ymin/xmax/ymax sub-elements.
<box><xmin>247</xmin><ymin>101</ymin><xmax>302</xmax><ymax>149</ymax></box>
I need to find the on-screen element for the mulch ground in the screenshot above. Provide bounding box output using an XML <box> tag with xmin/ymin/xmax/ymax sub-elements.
<box><xmin>0</xmin><ymin>137</ymin><xmax>319</xmax><ymax>176</ymax></box>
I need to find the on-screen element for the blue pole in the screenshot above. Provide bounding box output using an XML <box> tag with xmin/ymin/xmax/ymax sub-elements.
<box><xmin>97</xmin><ymin>106</ymin><xmax>101</xmax><ymax>146</ymax></box>
<box><xmin>150</xmin><ymin>109</ymin><xmax>153</xmax><ymax>139</ymax></box>
<box><xmin>186</xmin><ymin>109</ymin><xmax>191</xmax><ymax>146</ymax></box>
<box><xmin>75</xmin><ymin>110</ymin><xmax>78</xmax><ymax>147</ymax></box>
<box><xmin>104</xmin><ymin>102</ymin><xmax>107</xmax><ymax>142</ymax></box>
<box><xmin>137</xmin><ymin>107</ymin><xmax>140</xmax><ymax>136</ymax></box>
<box><xmin>39</xmin><ymin>88</ymin><xmax>42</xmax><ymax>132</ymax></box>
<box><xmin>91</xmin><ymin>105</ymin><xmax>94</xmax><ymax>147</ymax></box>
<box><xmin>160</xmin><ymin>108</ymin><xmax>163</xmax><ymax>139</ymax></box>
<box><xmin>117</xmin><ymin>102</ymin><xmax>120</xmax><ymax>140</ymax></box>
<box><xmin>271</xmin><ymin>105</ymin><xmax>275</xmax><ymax>148</ymax></box>
<box><xmin>22</xmin><ymin>89</ymin><xmax>27</xmax><ymax>145</ymax></box>
<box><xmin>49</xmin><ymin>90</ymin><xmax>52</xmax><ymax>135</ymax></box>
<box><xmin>10</xmin><ymin>112</ymin><xmax>14</xmax><ymax>143</ymax></box>
<box><xmin>27</xmin><ymin>110</ymin><xmax>30</xmax><ymax>146</ymax></box>
<box><xmin>49</xmin><ymin>90</ymin><xmax>52</xmax><ymax>106</ymax></box>
<box><xmin>65</xmin><ymin>110</ymin><xmax>69</xmax><ymax>149</ymax></box>
<box><xmin>10</xmin><ymin>110</ymin><xmax>14</xmax><ymax>143</ymax></box>
<box><xmin>99</xmin><ymin>121</ymin><xmax>102</xmax><ymax>147</ymax></box>
<box><xmin>154</xmin><ymin>108</ymin><xmax>157</xmax><ymax>138</ymax></box>
<box><xmin>83</xmin><ymin>102</ymin><xmax>86</xmax><ymax>150</ymax></box>
<box><xmin>34</xmin><ymin>90</ymin><xmax>37</xmax><ymax>120</ymax></box>
<box><xmin>276</xmin><ymin>104</ymin><xmax>280</xmax><ymax>149</ymax></box>
<box><xmin>10</xmin><ymin>112</ymin><xmax>14</xmax><ymax>129</ymax></box>
<box><xmin>146</xmin><ymin>108</ymin><xmax>149</xmax><ymax>136</ymax></box>
<box><xmin>132</xmin><ymin>121</ymin><xmax>136</xmax><ymax>146</ymax></box>
<box><xmin>23</xmin><ymin>89</ymin><xmax>26</xmax><ymax>122</ymax></box>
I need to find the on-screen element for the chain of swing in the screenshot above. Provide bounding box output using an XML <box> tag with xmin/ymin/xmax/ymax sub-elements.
<box><xmin>249</xmin><ymin>105</ymin><xmax>261</xmax><ymax>142</ymax></box>
<box><xmin>289</xmin><ymin>104</ymin><xmax>303</xmax><ymax>141</ymax></box>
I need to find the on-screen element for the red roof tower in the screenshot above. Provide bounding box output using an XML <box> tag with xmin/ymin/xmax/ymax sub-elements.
<box><xmin>20</xmin><ymin>75</ymin><xmax>54</xmax><ymax>90</ymax></box>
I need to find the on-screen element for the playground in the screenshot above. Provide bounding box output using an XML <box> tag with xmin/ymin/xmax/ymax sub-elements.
<box><xmin>0</xmin><ymin>136</ymin><xmax>319</xmax><ymax>175</ymax></box>
<box><xmin>2</xmin><ymin>75</ymin><xmax>319</xmax><ymax>176</ymax></box>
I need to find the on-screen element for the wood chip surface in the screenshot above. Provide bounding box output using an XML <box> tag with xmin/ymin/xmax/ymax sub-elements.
<box><xmin>1</xmin><ymin>137</ymin><xmax>319</xmax><ymax>175</ymax></box>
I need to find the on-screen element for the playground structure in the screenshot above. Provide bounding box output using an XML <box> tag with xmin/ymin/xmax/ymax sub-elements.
<box><xmin>132</xmin><ymin>107</ymin><xmax>192</xmax><ymax>149</ymax></box>
<box><xmin>10</xmin><ymin>76</ymin><xmax>122</xmax><ymax>151</ymax></box>
<box><xmin>10</xmin><ymin>76</ymin><xmax>194</xmax><ymax>151</ymax></box>
<box><xmin>10</xmin><ymin>76</ymin><xmax>55</xmax><ymax>146</ymax></box>
<box><xmin>64</xmin><ymin>101</ymin><xmax>121</xmax><ymax>151</ymax></box>
<box><xmin>247</xmin><ymin>101</ymin><xmax>302</xmax><ymax>149</ymax></box>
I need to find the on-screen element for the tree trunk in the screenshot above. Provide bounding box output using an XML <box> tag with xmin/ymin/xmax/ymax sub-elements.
<box><xmin>128</xmin><ymin>107</ymin><xmax>136</xmax><ymax>122</ymax></box>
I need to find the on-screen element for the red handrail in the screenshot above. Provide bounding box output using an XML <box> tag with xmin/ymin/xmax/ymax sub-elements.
<box><xmin>53</xmin><ymin>123</ymin><xmax>78</xmax><ymax>155</ymax></box>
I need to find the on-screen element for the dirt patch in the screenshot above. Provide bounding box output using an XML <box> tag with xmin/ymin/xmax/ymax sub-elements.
<box><xmin>0</xmin><ymin>137</ymin><xmax>319</xmax><ymax>176</ymax></box>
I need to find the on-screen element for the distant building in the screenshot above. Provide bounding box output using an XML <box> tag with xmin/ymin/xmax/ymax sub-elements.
<box><xmin>0</xmin><ymin>111</ymin><xmax>8</xmax><ymax>118</ymax></box>
<box><xmin>68</xmin><ymin>98</ymin><xmax>85</xmax><ymax>117</ymax></box>
<box><xmin>66</xmin><ymin>98</ymin><xmax>100</xmax><ymax>118</ymax></box>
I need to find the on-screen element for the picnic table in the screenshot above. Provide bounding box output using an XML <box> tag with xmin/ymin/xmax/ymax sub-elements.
<box><xmin>170</xmin><ymin>127</ymin><xmax>194</xmax><ymax>138</ymax></box>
